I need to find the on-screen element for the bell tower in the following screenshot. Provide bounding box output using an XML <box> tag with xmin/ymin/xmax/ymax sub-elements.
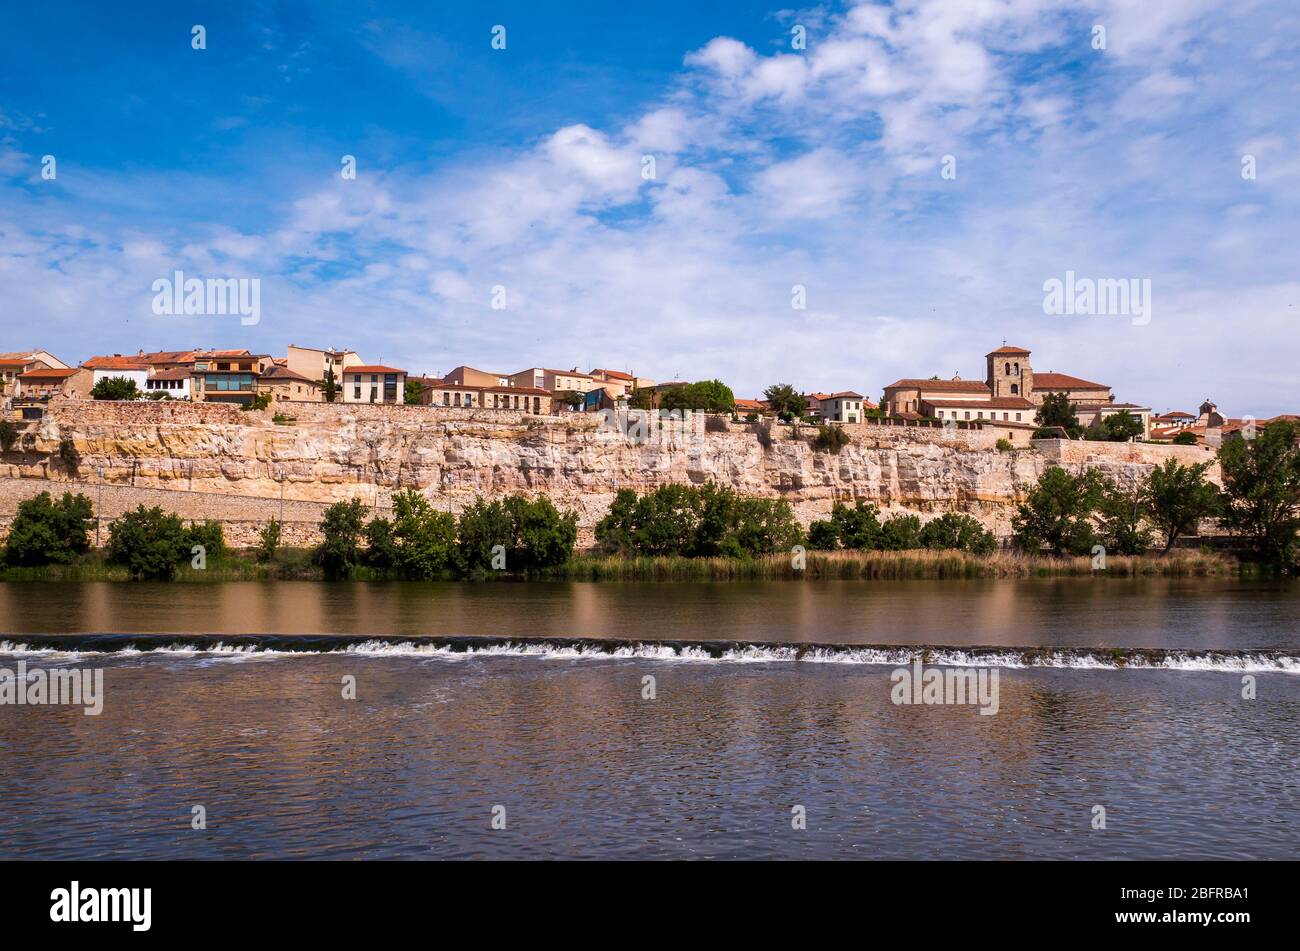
<box><xmin>985</xmin><ymin>345</ymin><xmax>1032</xmax><ymax>399</ymax></box>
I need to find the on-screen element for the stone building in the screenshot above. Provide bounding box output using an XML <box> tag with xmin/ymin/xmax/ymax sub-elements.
<box><xmin>880</xmin><ymin>344</ymin><xmax>1151</xmax><ymax>442</ymax></box>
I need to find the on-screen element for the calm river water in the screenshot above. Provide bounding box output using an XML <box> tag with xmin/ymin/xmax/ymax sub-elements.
<box><xmin>1</xmin><ymin>578</ymin><xmax>1297</xmax><ymax>859</ymax></box>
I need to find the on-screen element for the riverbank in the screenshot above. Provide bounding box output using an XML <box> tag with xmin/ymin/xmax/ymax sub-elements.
<box><xmin>0</xmin><ymin>547</ymin><xmax>1242</xmax><ymax>582</ymax></box>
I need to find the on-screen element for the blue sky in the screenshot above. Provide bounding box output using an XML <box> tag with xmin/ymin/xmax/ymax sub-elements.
<box><xmin>2</xmin><ymin>0</ymin><xmax>1298</xmax><ymax>414</ymax></box>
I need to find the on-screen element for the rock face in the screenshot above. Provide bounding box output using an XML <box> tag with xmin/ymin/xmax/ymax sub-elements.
<box><xmin>0</xmin><ymin>399</ymin><xmax>1221</xmax><ymax>546</ymax></box>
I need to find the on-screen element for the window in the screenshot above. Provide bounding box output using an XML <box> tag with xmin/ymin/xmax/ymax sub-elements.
<box><xmin>1015</xmin><ymin>413</ymin><xmax>1022</xmax><ymax>421</ymax></box>
<box><xmin>1011</xmin><ymin>384</ymin><xmax>1019</xmax><ymax>395</ymax></box>
<box><xmin>1005</xmin><ymin>362</ymin><xmax>1011</xmax><ymax>374</ymax></box>
<box><xmin>354</xmin><ymin>386</ymin><xmax>361</xmax><ymax>400</ymax></box>
<box><xmin>964</xmin><ymin>411</ymin><xmax>970</xmax><ymax>420</ymax></box>
<box><xmin>442</xmin><ymin>393</ymin><xmax>449</xmax><ymax>406</ymax></box>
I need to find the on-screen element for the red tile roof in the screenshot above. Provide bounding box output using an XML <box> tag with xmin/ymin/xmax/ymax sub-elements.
<box><xmin>18</xmin><ymin>368</ymin><xmax>79</xmax><ymax>380</ymax></box>
<box><xmin>987</xmin><ymin>346</ymin><xmax>1031</xmax><ymax>355</ymax></box>
<box><xmin>1033</xmin><ymin>372</ymin><xmax>1108</xmax><ymax>390</ymax></box>
<box><xmin>591</xmin><ymin>368</ymin><xmax>634</xmax><ymax>381</ymax></box>
<box><xmin>83</xmin><ymin>356</ymin><xmax>150</xmax><ymax>370</ymax></box>
<box><xmin>826</xmin><ymin>391</ymin><xmax>864</xmax><ymax>400</ymax></box>
<box><xmin>884</xmin><ymin>378</ymin><xmax>990</xmax><ymax>393</ymax></box>
<box><xmin>344</xmin><ymin>365</ymin><xmax>406</xmax><ymax>374</ymax></box>
<box><xmin>926</xmin><ymin>396</ymin><xmax>1036</xmax><ymax>409</ymax></box>
<box><xmin>260</xmin><ymin>366</ymin><xmax>315</xmax><ymax>383</ymax></box>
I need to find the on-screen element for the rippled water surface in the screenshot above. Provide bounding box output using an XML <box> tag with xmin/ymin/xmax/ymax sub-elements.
<box><xmin>1</xmin><ymin>579</ymin><xmax>1297</xmax><ymax>859</ymax></box>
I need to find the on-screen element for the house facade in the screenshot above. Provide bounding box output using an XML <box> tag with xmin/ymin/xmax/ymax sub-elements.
<box><xmin>342</xmin><ymin>365</ymin><xmax>406</xmax><ymax>404</ymax></box>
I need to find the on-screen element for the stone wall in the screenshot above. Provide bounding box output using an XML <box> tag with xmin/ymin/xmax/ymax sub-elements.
<box><xmin>0</xmin><ymin>400</ymin><xmax>1220</xmax><ymax>547</ymax></box>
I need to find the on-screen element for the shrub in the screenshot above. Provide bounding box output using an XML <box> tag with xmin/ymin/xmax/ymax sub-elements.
<box><xmin>704</xmin><ymin>415</ymin><xmax>729</xmax><ymax>433</ymax></box>
<box><xmin>918</xmin><ymin>513</ymin><xmax>997</xmax><ymax>554</ymax></box>
<box><xmin>3</xmin><ymin>491</ymin><xmax>95</xmax><ymax>566</ymax></box>
<box><xmin>363</xmin><ymin>517</ymin><xmax>401</xmax><ymax>572</ymax></box>
<box><xmin>806</xmin><ymin>519</ymin><xmax>840</xmax><ymax>550</ymax></box>
<box><xmin>106</xmin><ymin>506</ymin><xmax>187</xmax><ymax>579</ymax></box>
<box><xmin>315</xmin><ymin>499</ymin><xmax>368</xmax><ymax>579</ymax></box>
<box><xmin>242</xmin><ymin>392</ymin><xmax>272</xmax><ymax>412</ymax></box>
<box><xmin>182</xmin><ymin>520</ymin><xmax>226</xmax><ymax>563</ymax></box>
<box><xmin>91</xmin><ymin>376</ymin><xmax>140</xmax><ymax>401</ymax></box>
<box><xmin>829</xmin><ymin>499</ymin><xmax>883</xmax><ymax>550</ymax></box>
<box><xmin>595</xmin><ymin>483</ymin><xmax>797</xmax><ymax>558</ymax></box>
<box><xmin>812</xmin><ymin>424</ymin><xmax>850</xmax><ymax>454</ymax></box>
<box><xmin>456</xmin><ymin>497</ymin><xmax>516</xmax><ymax>573</ymax></box>
<box><xmin>0</xmin><ymin>420</ymin><xmax>18</xmax><ymax>453</ymax></box>
<box><xmin>878</xmin><ymin>514</ymin><xmax>922</xmax><ymax>550</ymax></box>
<box><xmin>58</xmin><ymin>437</ymin><xmax>80</xmax><ymax>472</ymax></box>
<box><xmin>1097</xmin><ymin>480</ymin><xmax>1153</xmax><ymax>555</ymax></box>
<box><xmin>995</xmin><ymin>438</ymin><xmax>1013</xmax><ymax>452</ymax></box>
<box><xmin>1171</xmin><ymin>430</ymin><xmax>1198</xmax><ymax>446</ymax></box>
<box><xmin>256</xmin><ymin>519</ymin><xmax>281</xmax><ymax>562</ymax></box>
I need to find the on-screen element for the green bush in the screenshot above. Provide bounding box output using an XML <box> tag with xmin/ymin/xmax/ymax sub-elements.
<box><xmin>1217</xmin><ymin>420</ymin><xmax>1300</xmax><ymax>567</ymax></box>
<box><xmin>595</xmin><ymin>483</ymin><xmax>799</xmax><ymax>558</ymax></box>
<box><xmin>3</xmin><ymin>491</ymin><xmax>95</xmax><ymax>566</ymax></box>
<box><xmin>829</xmin><ymin>499</ymin><xmax>882</xmax><ymax>550</ymax></box>
<box><xmin>387</xmin><ymin>490</ymin><xmax>457</xmax><ymax>578</ymax></box>
<box><xmin>812</xmin><ymin>424</ymin><xmax>850</xmax><ymax>454</ymax></box>
<box><xmin>106</xmin><ymin>506</ymin><xmax>188</xmax><ymax>579</ymax></box>
<box><xmin>242</xmin><ymin>392</ymin><xmax>272</xmax><ymax>412</ymax></box>
<box><xmin>91</xmin><ymin>376</ymin><xmax>141</xmax><ymax>401</ymax></box>
<box><xmin>0</xmin><ymin>420</ymin><xmax>18</xmax><ymax>453</ymax></box>
<box><xmin>918</xmin><ymin>513</ymin><xmax>997</xmax><ymax>554</ymax></box>
<box><xmin>878</xmin><ymin>514</ymin><xmax>922</xmax><ymax>550</ymax></box>
<box><xmin>995</xmin><ymin>438</ymin><xmax>1013</xmax><ymax>452</ymax></box>
<box><xmin>182</xmin><ymin>520</ymin><xmax>226</xmax><ymax>563</ymax></box>
<box><xmin>806</xmin><ymin>519</ymin><xmax>840</xmax><ymax>550</ymax></box>
<box><xmin>1171</xmin><ymin>430</ymin><xmax>1198</xmax><ymax>446</ymax></box>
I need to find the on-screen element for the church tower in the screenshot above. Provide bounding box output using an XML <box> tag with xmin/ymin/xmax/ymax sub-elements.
<box><xmin>985</xmin><ymin>345</ymin><xmax>1033</xmax><ymax>399</ymax></box>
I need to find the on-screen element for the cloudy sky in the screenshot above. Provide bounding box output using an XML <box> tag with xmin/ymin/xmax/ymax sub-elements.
<box><xmin>1</xmin><ymin>0</ymin><xmax>1297</xmax><ymax>414</ymax></box>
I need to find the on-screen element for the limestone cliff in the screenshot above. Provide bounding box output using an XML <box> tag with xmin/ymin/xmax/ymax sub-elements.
<box><xmin>0</xmin><ymin>400</ymin><xmax>1221</xmax><ymax>545</ymax></box>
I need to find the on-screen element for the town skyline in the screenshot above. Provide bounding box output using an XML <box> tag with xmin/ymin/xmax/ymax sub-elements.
<box><xmin>3</xmin><ymin>1</ymin><xmax>1297</xmax><ymax>414</ymax></box>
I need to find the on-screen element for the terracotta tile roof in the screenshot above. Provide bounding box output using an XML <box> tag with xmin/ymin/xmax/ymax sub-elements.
<box><xmin>484</xmin><ymin>385</ymin><xmax>550</xmax><ymax>396</ymax></box>
<box><xmin>149</xmin><ymin>368</ymin><xmax>192</xmax><ymax>381</ymax></box>
<box><xmin>826</xmin><ymin>391</ymin><xmax>864</xmax><ymax>400</ymax></box>
<box><xmin>344</xmin><ymin>365</ymin><xmax>406</xmax><ymax>374</ymax></box>
<box><xmin>734</xmin><ymin>398</ymin><xmax>764</xmax><ymax>410</ymax></box>
<box><xmin>1033</xmin><ymin>372</ymin><xmax>1109</xmax><ymax>390</ymax></box>
<box><xmin>591</xmin><ymin>368</ymin><xmax>634</xmax><ymax>381</ymax></box>
<box><xmin>987</xmin><ymin>345</ymin><xmax>1031</xmax><ymax>355</ymax></box>
<box><xmin>0</xmin><ymin>359</ymin><xmax>32</xmax><ymax>367</ymax></box>
<box><xmin>18</xmin><ymin>368</ymin><xmax>79</xmax><ymax>380</ymax></box>
<box><xmin>83</xmin><ymin>356</ymin><xmax>150</xmax><ymax>370</ymax></box>
<box><xmin>545</xmin><ymin>368</ymin><xmax>595</xmax><ymax>379</ymax></box>
<box><xmin>884</xmin><ymin>378</ymin><xmax>991</xmax><ymax>393</ymax></box>
<box><xmin>1155</xmin><ymin>411</ymin><xmax>1195</xmax><ymax>419</ymax></box>
<box><xmin>926</xmin><ymin>396</ymin><xmax>1036</xmax><ymax>409</ymax></box>
<box><xmin>260</xmin><ymin>365</ymin><xmax>315</xmax><ymax>383</ymax></box>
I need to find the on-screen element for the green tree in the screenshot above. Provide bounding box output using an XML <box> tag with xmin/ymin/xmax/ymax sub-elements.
<box><xmin>1096</xmin><ymin>479</ymin><xmax>1153</xmax><ymax>555</ymax></box>
<box><xmin>918</xmin><ymin>513</ymin><xmax>997</xmax><ymax>554</ymax></box>
<box><xmin>628</xmin><ymin>388</ymin><xmax>653</xmax><ymax>410</ymax></box>
<box><xmin>242</xmin><ymin>392</ymin><xmax>272</xmax><ymax>412</ymax></box>
<box><xmin>1011</xmin><ymin>466</ymin><xmax>1104</xmax><ymax>555</ymax></box>
<box><xmin>553</xmin><ymin>389</ymin><xmax>585</xmax><ymax>411</ymax></box>
<box><xmin>1034</xmin><ymin>392</ymin><xmax>1082</xmax><ymax>438</ymax></box>
<box><xmin>763</xmin><ymin>383</ymin><xmax>805</xmax><ymax>422</ymax></box>
<box><xmin>404</xmin><ymin>379</ymin><xmax>424</xmax><ymax>405</ymax></box>
<box><xmin>878</xmin><ymin>514</ymin><xmax>922</xmax><ymax>550</ymax></box>
<box><xmin>1217</xmin><ymin>420</ymin><xmax>1300</xmax><ymax>566</ymax></box>
<box><xmin>0</xmin><ymin>420</ymin><xmax>18</xmax><ymax>452</ymax></box>
<box><xmin>1141</xmin><ymin>459</ymin><xmax>1218</xmax><ymax>553</ymax></box>
<box><xmin>661</xmin><ymin>380</ymin><xmax>734</xmax><ymax>414</ymax></box>
<box><xmin>322</xmin><ymin>368</ymin><xmax>339</xmax><ymax>403</ymax></box>
<box><xmin>1171</xmin><ymin>430</ymin><xmax>1198</xmax><ymax>446</ymax></box>
<box><xmin>456</xmin><ymin>497</ymin><xmax>516</xmax><ymax>572</ymax></box>
<box><xmin>91</xmin><ymin>376</ymin><xmax>141</xmax><ymax>401</ymax></box>
<box><xmin>106</xmin><ymin>505</ymin><xmax>187</xmax><ymax>579</ymax></box>
<box><xmin>830</xmin><ymin>499</ymin><xmax>883</xmax><ymax>550</ymax></box>
<box><xmin>58</xmin><ymin>437</ymin><xmax>80</xmax><ymax>472</ymax></box>
<box><xmin>807</xmin><ymin>519</ymin><xmax>840</xmax><ymax>550</ymax></box>
<box><xmin>256</xmin><ymin>519</ymin><xmax>281</xmax><ymax>562</ymax></box>
<box><xmin>502</xmin><ymin>494</ymin><xmax>579</xmax><ymax>569</ymax></box>
<box><xmin>3</xmin><ymin>491</ymin><xmax>95</xmax><ymax>566</ymax></box>
<box><xmin>363</xmin><ymin>517</ymin><xmax>400</xmax><ymax>571</ymax></box>
<box><xmin>594</xmin><ymin>484</ymin><xmax>795</xmax><ymax>558</ymax></box>
<box><xmin>316</xmin><ymin>498</ymin><xmax>368</xmax><ymax>579</ymax></box>
<box><xmin>1098</xmin><ymin>410</ymin><xmax>1144</xmax><ymax>442</ymax></box>
<box><xmin>388</xmin><ymin>489</ymin><xmax>457</xmax><ymax>577</ymax></box>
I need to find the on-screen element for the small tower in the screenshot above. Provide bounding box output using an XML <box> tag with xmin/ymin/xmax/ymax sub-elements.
<box><xmin>986</xmin><ymin>345</ymin><xmax>1033</xmax><ymax>399</ymax></box>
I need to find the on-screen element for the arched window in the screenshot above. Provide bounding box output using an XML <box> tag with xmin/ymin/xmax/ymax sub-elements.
<box><xmin>1011</xmin><ymin>384</ymin><xmax>1019</xmax><ymax>395</ymax></box>
<box><xmin>1014</xmin><ymin>362</ymin><xmax>1020</xmax><ymax>376</ymax></box>
<box><xmin>1005</xmin><ymin>362</ymin><xmax>1011</xmax><ymax>374</ymax></box>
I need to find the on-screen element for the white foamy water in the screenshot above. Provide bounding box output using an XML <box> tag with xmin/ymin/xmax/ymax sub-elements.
<box><xmin>1</xmin><ymin>638</ymin><xmax>1297</xmax><ymax>673</ymax></box>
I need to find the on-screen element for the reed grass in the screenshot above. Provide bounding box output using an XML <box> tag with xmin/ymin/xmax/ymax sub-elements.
<box><xmin>0</xmin><ymin>547</ymin><xmax>1240</xmax><ymax>582</ymax></box>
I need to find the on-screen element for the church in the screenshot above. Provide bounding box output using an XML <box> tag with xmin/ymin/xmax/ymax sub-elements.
<box><xmin>880</xmin><ymin>345</ymin><xmax>1151</xmax><ymax>444</ymax></box>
